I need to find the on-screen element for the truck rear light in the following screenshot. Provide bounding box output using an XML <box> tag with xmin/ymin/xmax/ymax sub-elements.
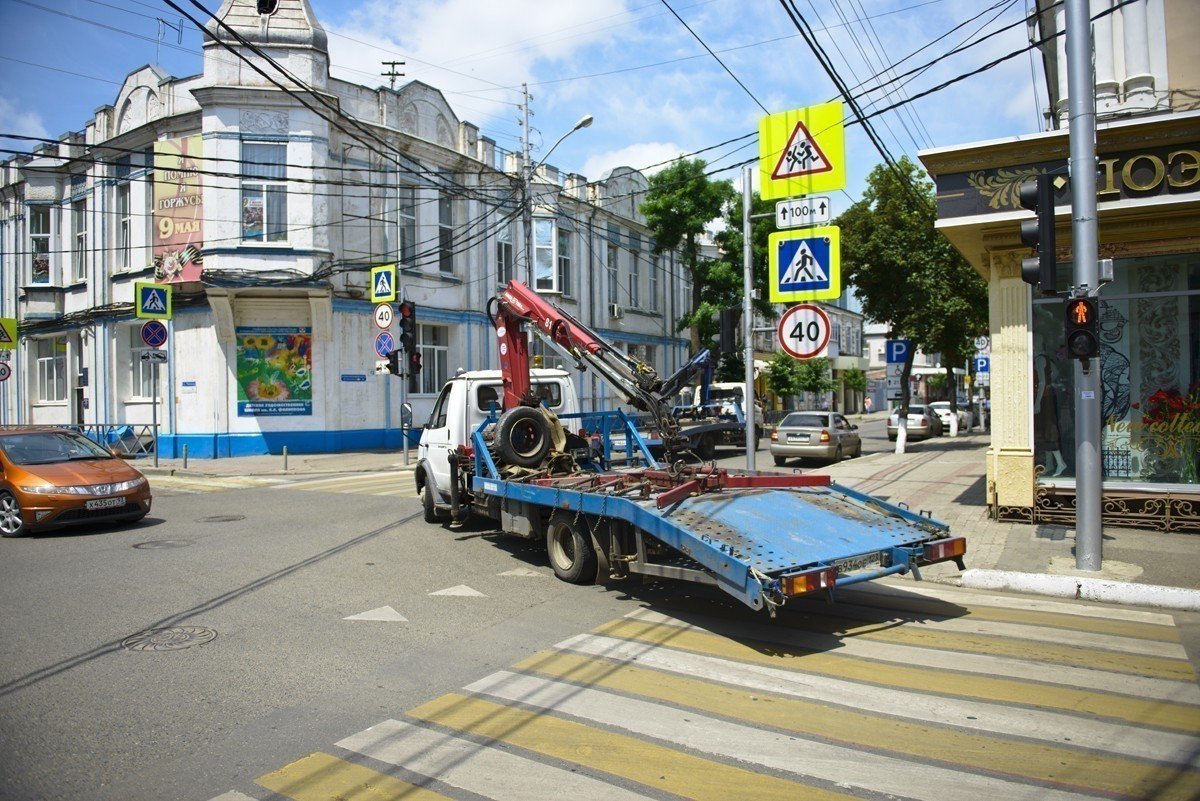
<box><xmin>922</xmin><ymin>537</ymin><xmax>966</xmax><ymax>563</ymax></box>
<box><xmin>781</xmin><ymin>566</ymin><xmax>837</xmax><ymax>596</ymax></box>
<box><xmin>819</xmin><ymin>429</ymin><xmax>830</xmax><ymax>442</ymax></box>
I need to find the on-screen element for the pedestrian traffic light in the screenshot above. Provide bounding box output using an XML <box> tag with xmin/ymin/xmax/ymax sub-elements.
<box><xmin>408</xmin><ymin>350</ymin><xmax>422</xmax><ymax>375</ymax></box>
<box><xmin>386</xmin><ymin>349</ymin><xmax>401</xmax><ymax>376</ymax></box>
<box><xmin>1019</xmin><ymin>174</ymin><xmax>1057</xmax><ymax>296</ymax></box>
<box><xmin>1064</xmin><ymin>297</ymin><xmax>1099</xmax><ymax>360</ymax></box>
<box><xmin>718</xmin><ymin>307</ymin><xmax>737</xmax><ymax>354</ymax></box>
<box><xmin>398</xmin><ymin>300</ymin><xmax>417</xmax><ymax>353</ymax></box>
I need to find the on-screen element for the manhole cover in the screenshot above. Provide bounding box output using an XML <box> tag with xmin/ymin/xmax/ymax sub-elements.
<box><xmin>197</xmin><ymin>515</ymin><xmax>245</xmax><ymax>523</ymax></box>
<box><xmin>133</xmin><ymin>539</ymin><xmax>193</xmax><ymax>550</ymax></box>
<box><xmin>121</xmin><ymin>626</ymin><xmax>217</xmax><ymax>652</ymax></box>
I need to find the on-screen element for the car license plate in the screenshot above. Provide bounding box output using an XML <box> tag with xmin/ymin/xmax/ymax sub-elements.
<box><xmin>787</xmin><ymin>434</ymin><xmax>808</xmax><ymax>443</ymax></box>
<box><xmin>86</xmin><ymin>497</ymin><xmax>126</xmax><ymax>511</ymax></box>
<box><xmin>833</xmin><ymin>552</ymin><xmax>883</xmax><ymax>574</ymax></box>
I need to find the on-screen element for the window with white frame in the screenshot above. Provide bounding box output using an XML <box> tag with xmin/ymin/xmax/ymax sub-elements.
<box><xmin>241</xmin><ymin>142</ymin><xmax>287</xmax><ymax>242</ymax></box>
<box><xmin>438</xmin><ymin>191</ymin><xmax>455</xmax><ymax>273</ymax></box>
<box><xmin>649</xmin><ymin>254</ymin><xmax>660</xmax><ymax>312</ymax></box>
<box><xmin>398</xmin><ymin>185</ymin><xmax>416</xmax><ymax>266</ymax></box>
<box><xmin>557</xmin><ymin>226</ymin><xmax>572</xmax><ymax>297</ymax></box>
<box><xmin>30</xmin><ymin>206</ymin><xmax>50</xmax><ymax>284</ymax></box>
<box><xmin>496</xmin><ymin>221</ymin><xmax>514</xmax><ymax>285</ymax></box>
<box><xmin>115</xmin><ymin>180</ymin><xmax>132</xmax><ymax>272</ymax></box>
<box><xmin>606</xmin><ymin>226</ymin><xmax>619</xmax><ymax>305</ymax></box>
<box><xmin>413</xmin><ymin>324</ymin><xmax>449</xmax><ymax>395</ymax></box>
<box><xmin>35</xmin><ymin>338</ymin><xmax>66</xmax><ymax>403</ymax></box>
<box><xmin>533</xmin><ymin>218</ymin><xmax>557</xmax><ymax>292</ymax></box>
<box><xmin>629</xmin><ymin>236</ymin><xmax>641</xmax><ymax>309</ymax></box>
<box><xmin>129</xmin><ymin>326</ymin><xmax>155</xmax><ymax>398</ymax></box>
<box><xmin>72</xmin><ymin>199</ymin><xmax>87</xmax><ymax>282</ymax></box>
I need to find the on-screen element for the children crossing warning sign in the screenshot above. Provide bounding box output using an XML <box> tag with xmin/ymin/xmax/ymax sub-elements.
<box><xmin>768</xmin><ymin>226</ymin><xmax>842</xmax><ymax>303</ymax></box>
<box><xmin>0</xmin><ymin>317</ymin><xmax>16</xmax><ymax>348</ymax></box>
<box><xmin>759</xmin><ymin>101</ymin><xmax>846</xmax><ymax>200</ymax></box>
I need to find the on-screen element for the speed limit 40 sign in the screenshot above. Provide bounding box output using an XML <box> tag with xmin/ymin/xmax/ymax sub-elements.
<box><xmin>778</xmin><ymin>303</ymin><xmax>831</xmax><ymax>359</ymax></box>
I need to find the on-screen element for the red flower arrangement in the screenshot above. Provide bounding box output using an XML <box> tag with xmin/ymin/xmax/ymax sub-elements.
<box><xmin>1132</xmin><ymin>382</ymin><xmax>1200</xmax><ymax>428</ymax></box>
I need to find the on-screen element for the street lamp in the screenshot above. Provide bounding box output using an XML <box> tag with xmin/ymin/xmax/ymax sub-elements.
<box><xmin>524</xmin><ymin>114</ymin><xmax>593</xmax><ymax>288</ymax></box>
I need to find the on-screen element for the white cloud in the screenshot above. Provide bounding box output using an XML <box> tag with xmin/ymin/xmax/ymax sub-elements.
<box><xmin>581</xmin><ymin>141</ymin><xmax>686</xmax><ymax>181</ymax></box>
<box><xmin>0</xmin><ymin>95</ymin><xmax>49</xmax><ymax>145</ymax></box>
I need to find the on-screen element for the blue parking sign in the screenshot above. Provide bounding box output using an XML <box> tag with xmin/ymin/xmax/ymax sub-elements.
<box><xmin>886</xmin><ymin>339</ymin><xmax>911</xmax><ymax>364</ymax></box>
<box><xmin>975</xmin><ymin>356</ymin><xmax>990</xmax><ymax>373</ymax></box>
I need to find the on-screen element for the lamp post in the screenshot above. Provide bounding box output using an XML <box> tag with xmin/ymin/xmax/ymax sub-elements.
<box><xmin>523</xmin><ymin>112</ymin><xmax>593</xmax><ymax>288</ymax></box>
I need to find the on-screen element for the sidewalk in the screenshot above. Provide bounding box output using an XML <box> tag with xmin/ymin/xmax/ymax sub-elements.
<box><xmin>142</xmin><ymin>448</ymin><xmax>417</xmax><ymax>478</ymax></box>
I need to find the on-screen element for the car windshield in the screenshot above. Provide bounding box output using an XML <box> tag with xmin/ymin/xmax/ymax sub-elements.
<box><xmin>781</xmin><ymin>413</ymin><xmax>827</xmax><ymax>428</ymax></box>
<box><xmin>710</xmin><ymin>388</ymin><xmax>743</xmax><ymax>402</ymax></box>
<box><xmin>0</xmin><ymin>431</ymin><xmax>113</xmax><ymax>465</ymax></box>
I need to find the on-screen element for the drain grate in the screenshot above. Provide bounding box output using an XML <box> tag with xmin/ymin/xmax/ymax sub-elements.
<box><xmin>197</xmin><ymin>515</ymin><xmax>245</xmax><ymax>523</ymax></box>
<box><xmin>133</xmin><ymin>539</ymin><xmax>193</xmax><ymax>550</ymax></box>
<box><xmin>121</xmin><ymin>626</ymin><xmax>217</xmax><ymax>652</ymax></box>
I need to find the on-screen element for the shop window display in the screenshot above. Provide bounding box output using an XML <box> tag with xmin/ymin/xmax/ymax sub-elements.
<box><xmin>1031</xmin><ymin>254</ymin><xmax>1199</xmax><ymax>485</ymax></box>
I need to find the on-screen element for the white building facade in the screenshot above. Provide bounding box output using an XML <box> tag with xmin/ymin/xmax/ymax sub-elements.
<box><xmin>0</xmin><ymin>0</ymin><xmax>690</xmax><ymax>458</ymax></box>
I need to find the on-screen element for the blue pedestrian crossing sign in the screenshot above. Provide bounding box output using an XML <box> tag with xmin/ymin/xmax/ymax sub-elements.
<box><xmin>135</xmin><ymin>281</ymin><xmax>172</xmax><ymax>320</ymax></box>
<box><xmin>370</xmin><ymin>264</ymin><xmax>397</xmax><ymax>303</ymax></box>
<box><xmin>768</xmin><ymin>226</ymin><xmax>841</xmax><ymax>303</ymax></box>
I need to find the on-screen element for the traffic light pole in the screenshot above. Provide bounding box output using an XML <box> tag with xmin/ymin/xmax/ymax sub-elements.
<box><xmin>1066</xmin><ymin>0</ymin><xmax>1102</xmax><ymax>570</ymax></box>
<box><xmin>742</xmin><ymin>165</ymin><xmax>756</xmax><ymax>471</ymax></box>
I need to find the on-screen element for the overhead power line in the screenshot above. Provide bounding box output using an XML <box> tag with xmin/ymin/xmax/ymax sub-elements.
<box><xmin>659</xmin><ymin>0</ymin><xmax>769</xmax><ymax>114</ymax></box>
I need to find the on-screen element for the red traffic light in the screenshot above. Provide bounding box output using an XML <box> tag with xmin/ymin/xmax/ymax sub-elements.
<box><xmin>1064</xmin><ymin>297</ymin><xmax>1099</xmax><ymax>360</ymax></box>
<box><xmin>398</xmin><ymin>301</ymin><xmax>413</xmax><ymax>318</ymax></box>
<box><xmin>1066</xmin><ymin>298</ymin><xmax>1094</xmax><ymax>325</ymax></box>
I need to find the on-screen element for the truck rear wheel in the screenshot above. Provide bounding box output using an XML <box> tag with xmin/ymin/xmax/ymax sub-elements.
<box><xmin>496</xmin><ymin>406</ymin><xmax>552</xmax><ymax>468</ymax></box>
<box><xmin>546</xmin><ymin>512</ymin><xmax>597</xmax><ymax>584</ymax></box>
<box><xmin>422</xmin><ymin>480</ymin><xmax>440</xmax><ymax>524</ymax></box>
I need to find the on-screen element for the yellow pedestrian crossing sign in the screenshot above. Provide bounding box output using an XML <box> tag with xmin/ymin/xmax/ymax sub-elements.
<box><xmin>759</xmin><ymin>101</ymin><xmax>846</xmax><ymax>200</ymax></box>
<box><xmin>0</xmin><ymin>317</ymin><xmax>16</xmax><ymax>348</ymax></box>
<box><xmin>768</xmin><ymin>226</ymin><xmax>842</xmax><ymax>302</ymax></box>
<box><xmin>370</xmin><ymin>264</ymin><xmax>397</xmax><ymax>303</ymax></box>
<box><xmin>135</xmin><ymin>281</ymin><xmax>172</xmax><ymax>320</ymax></box>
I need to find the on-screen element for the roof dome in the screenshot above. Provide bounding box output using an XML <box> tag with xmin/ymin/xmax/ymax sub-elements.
<box><xmin>203</xmin><ymin>0</ymin><xmax>328</xmax><ymax>53</ymax></box>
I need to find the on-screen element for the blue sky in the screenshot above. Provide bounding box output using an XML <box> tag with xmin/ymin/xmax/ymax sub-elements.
<box><xmin>0</xmin><ymin>0</ymin><xmax>1045</xmax><ymax>203</ymax></box>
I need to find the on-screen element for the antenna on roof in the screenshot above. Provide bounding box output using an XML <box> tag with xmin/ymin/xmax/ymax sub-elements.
<box><xmin>382</xmin><ymin>61</ymin><xmax>406</xmax><ymax>91</ymax></box>
<box><xmin>156</xmin><ymin>18</ymin><xmax>184</xmax><ymax>66</ymax></box>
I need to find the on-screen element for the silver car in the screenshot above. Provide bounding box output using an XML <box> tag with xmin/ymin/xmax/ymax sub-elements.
<box><xmin>886</xmin><ymin>404</ymin><xmax>944</xmax><ymax>440</ymax></box>
<box><xmin>771</xmin><ymin>411</ymin><xmax>862</xmax><ymax>466</ymax></box>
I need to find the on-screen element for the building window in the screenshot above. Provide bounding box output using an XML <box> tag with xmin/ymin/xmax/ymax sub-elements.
<box><xmin>72</xmin><ymin>199</ymin><xmax>87</xmax><ymax>282</ymax></box>
<box><xmin>398</xmin><ymin>185</ymin><xmax>415</xmax><ymax>266</ymax></box>
<box><xmin>30</xmin><ymin>206</ymin><xmax>50</xmax><ymax>284</ymax></box>
<box><xmin>241</xmin><ymin>142</ymin><xmax>287</xmax><ymax>242</ymax></box>
<box><xmin>412</xmin><ymin>324</ymin><xmax>449</xmax><ymax>395</ymax></box>
<box><xmin>129</xmin><ymin>326</ymin><xmax>155</xmax><ymax>398</ymax></box>
<box><xmin>629</xmin><ymin>237</ymin><xmax>641</xmax><ymax>309</ymax></box>
<box><xmin>438</xmin><ymin>191</ymin><xmax>455</xmax><ymax>273</ymax></box>
<box><xmin>35</xmin><ymin>338</ymin><xmax>66</xmax><ymax>403</ymax></box>
<box><xmin>606</xmin><ymin>236</ymin><xmax>619</xmax><ymax>306</ymax></box>
<box><xmin>557</xmin><ymin>227</ymin><xmax>572</xmax><ymax>297</ymax></box>
<box><xmin>116</xmin><ymin>182</ymin><xmax>132</xmax><ymax>272</ymax></box>
<box><xmin>496</xmin><ymin>222</ymin><xmax>514</xmax><ymax>286</ymax></box>
<box><xmin>649</xmin><ymin>255</ymin><xmax>660</xmax><ymax>312</ymax></box>
<box><xmin>533</xmin><ymin>218</ymin><xmax>555</xmax><ymax>292</ymax></box>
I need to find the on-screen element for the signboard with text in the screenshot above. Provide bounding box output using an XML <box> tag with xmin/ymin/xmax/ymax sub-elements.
<box><xmin>153</xmin><ymin>135</ymin><xmax>204</xmax><ymax>283</ymax></box>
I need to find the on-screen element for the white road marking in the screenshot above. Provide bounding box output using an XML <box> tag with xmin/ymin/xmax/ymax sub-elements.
<box><xmin>344</xmin><ymin>605</ymin><xmax>408</xmax><ymax>622</ymax></box>
<box><xmin>429</xmin><ymin>585</ymin><xmax>486</xmax><ymax>597</ymax></box>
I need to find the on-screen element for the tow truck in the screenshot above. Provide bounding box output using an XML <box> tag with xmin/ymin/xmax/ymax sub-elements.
<box><xmin>415</xmin><ymin>280</ymin><xmax>965</xmax><ymax>614</ymax></box>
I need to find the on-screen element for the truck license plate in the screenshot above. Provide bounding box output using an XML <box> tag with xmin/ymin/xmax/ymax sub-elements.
<box><xmin>834</xmin><ymin>552</ymin><xmax>883</xmax><ymax>573</ymax></box>
<box><xmin>86</xmin><ymin>497</ymin><xmax>126</xmax><ymax>511</ymax></box>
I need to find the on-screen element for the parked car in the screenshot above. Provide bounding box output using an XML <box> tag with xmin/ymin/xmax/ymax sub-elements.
<box><xmin>0</xmin><ymin>428</ymin><xmax>152</xmax><ymax>537</ymax></box>
<box><xmin>770</xmin><ymin>411</ymin><xmax>861</xmax><ymax>466</ymax></box>
<box><xmin>929</xmin><ymin>401</ymin><xmax>972</xmax><ymax>430</ymax></box>
<box><xmin>886</xmin><ymin>404</ymin><xmax>944</xmax><ymax>441</ymax></box>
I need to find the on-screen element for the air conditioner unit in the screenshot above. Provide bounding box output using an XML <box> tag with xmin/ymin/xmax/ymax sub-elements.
<box><xmin>609</xmin><ymin>303</ymin><xmax>624</xmax><ymax>319</ymax></box>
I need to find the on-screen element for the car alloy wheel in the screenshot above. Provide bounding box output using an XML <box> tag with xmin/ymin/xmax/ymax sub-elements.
<box><xmin>0</xmin><ymin>491</ymin><xmax>28</xmax><ymax>537</ymax></box>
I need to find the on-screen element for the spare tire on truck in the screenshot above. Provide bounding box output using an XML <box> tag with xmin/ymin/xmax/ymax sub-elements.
<box><xmin>495</xmin><ymin>405</ymin><xmax>553</xmax><ymax>468</ymax></box>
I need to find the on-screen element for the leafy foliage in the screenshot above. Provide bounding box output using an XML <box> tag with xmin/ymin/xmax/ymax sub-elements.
<box><xmin>795</xmin><ymin>357</ymin><xmax>834</xmax><ymax>396</ymax></box>
<box><xmin>764</xmin><ymin>352</ymin><xmax>801</xmax><ymax>398</ymax></box>
<box><xmin>842</xmin><ymin>367</ymin><xmax>868</xmax><ymax>394</ymax></box>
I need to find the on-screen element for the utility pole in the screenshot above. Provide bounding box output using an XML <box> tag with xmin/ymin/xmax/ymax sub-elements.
<box><xmin>742</xmin><ymin>165</ymin><xmax>757</xmax><ymax>471</ymax></box>
<box><xmin>381</xmin><ymin>61</ymin><xmax>405</xmax><ymax>90</ymax></box>
<box><xmin>521</xmin><ymin>84</ymin><xmax>534</xmax><ymax>287</ymax></box>
<box><xmin>1065</xmin><ymin>0</ymin><xmax>1102</xmax><ymax>570</ymax></box>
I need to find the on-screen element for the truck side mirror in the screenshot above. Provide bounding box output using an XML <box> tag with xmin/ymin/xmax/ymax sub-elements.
<box><xmin>401</xmin><ymin>402</ymin><xmax>413</xmax><ymax>429</ymax></box>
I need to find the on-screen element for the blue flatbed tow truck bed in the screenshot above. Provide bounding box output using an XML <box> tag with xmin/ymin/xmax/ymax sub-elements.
<box><xmin>465</xmin><ymin>411</ymin><xmax>966</xmax><ymax>614</ymax></box>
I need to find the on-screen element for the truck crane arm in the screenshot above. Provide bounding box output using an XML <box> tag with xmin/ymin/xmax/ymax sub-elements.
<box><xmin>488</xmin><ymin>280</ymin><xmax>710</xmax><ymax>463</ymax></box>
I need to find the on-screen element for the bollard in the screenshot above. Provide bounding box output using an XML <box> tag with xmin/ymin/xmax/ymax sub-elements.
<box><xmin>283</xmin><ymin>445</ymin><xmax>289</xmax><ymax>472</ymax></box>
<box><xmin>183</xmin><ymin>444</ymin><xmax>188</xmax><ymax>470</ymax></box>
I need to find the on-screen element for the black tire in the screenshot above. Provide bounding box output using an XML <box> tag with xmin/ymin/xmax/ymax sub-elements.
<box><xmin>696</xmin><ymin>433</ymin><xmax>716</xmax><ymax>461</ymax></box>
<box><xmin>422</xmin><ymin>479</ymin><xmax>440</xmax><ymax>524</ymax></box>
<box><xmin>773</xmin><ymin>455</ymin><xmax>787</xmax><ymax>467</ymax></box>
<box><xmin>496</xmin><ymin>406</ymin><xmax>552</xmax><ymax>468</ymax></box>
<box><xmin>853</xmin><ymin>441</ymin><xmax>863</xmax><ymax>458</ymax></box>
<box><xmin>0</xmin><ymin>490</ymin><xmax>27</xmax><ymax>538</ymax></box>
<box><xmin>545</xmin><ymin>512</ymin><xmax>597</xmax><ymax>584</ymax></box>
<box><xmin>832</xmin><ymin>445</ymin><xmax>843</xmax><ymax>463</ymax></box>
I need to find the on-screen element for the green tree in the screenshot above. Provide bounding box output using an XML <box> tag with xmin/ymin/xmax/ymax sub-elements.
<box><xmin>795</xmin><ymin>357</ymin><xmax>834</xmax><ymax>397</ymax></box>
<box><xmin>764</xmin><ymin>352</ymin><xmax>801</xmax><ymax>400</ymax></box>
<box><xmin>839</xmin><ymin>156</ymin><xmax>986</xmax><ymax>421</ymax></box>
<box><xmin>640</xmin><ymin>158</ymin><xmax>737</xmax><ymax>353</ymax></box>
<box><xmin>843</xmin><ymin>367</ymin><xmax>867</xmax><ymax>394</ymax></box>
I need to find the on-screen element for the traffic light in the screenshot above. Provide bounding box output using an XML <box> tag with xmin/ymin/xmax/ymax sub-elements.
<box><xmin>397</xmin><ymin>300</ymin><xmax>417</xmax><ymax>353</ymax></box>
<box><xmin>1064</xmin><ymin>297</ymin><xmax>1099</xmax><ymax>361</ymax></box>
<box><xmin>408</xmin><ymin>350</ymin><xmax>422</xmax><ymax>375</ymax></box>
<box><xmin>718</xmin><ymin>307</ymin><xmax>737</xmax><ymax>354</ymax></box>
<box><xmin>386</xmin><ymin>349</ymin><xmax>401</xmax><ymax>376</ymax></box>
<box><xmin>1019</xmin><ymin>174</ymin><xmax>1057</xmax><ymax>296</ymax></box>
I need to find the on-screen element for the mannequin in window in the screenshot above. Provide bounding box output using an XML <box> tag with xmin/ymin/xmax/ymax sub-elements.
<box><xmin>1034</xmin><ymin>355</ymin><xmax>1067</xmax><ymax>477</ymax></box>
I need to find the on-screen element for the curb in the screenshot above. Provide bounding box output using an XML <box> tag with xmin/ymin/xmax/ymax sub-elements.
<box><xmin>142</xmin><ymin>465</ymin><xmax>418</xmax><ymax>479</ymax></box>
<box><xmin>960</xmin><ymin>568</ymin><xmax>1200</xmax><ymax>612</ymax></box>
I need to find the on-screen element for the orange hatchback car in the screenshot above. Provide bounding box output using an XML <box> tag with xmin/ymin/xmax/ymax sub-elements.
<box><xmin>0</xmin><ymin>428</ymin><xmax>152</xmax><ymax>537</ymax></box>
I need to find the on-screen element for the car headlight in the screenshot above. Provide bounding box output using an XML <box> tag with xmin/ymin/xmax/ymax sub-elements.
<box><xmin>22</xmin><ymin>484</ymin><xmax>89</xmax><ymax>495</ymax></box>
<box><xmin>21</xmin><ymin>477</ymin><xmax>146</xmax><ymax>495</ymax></box>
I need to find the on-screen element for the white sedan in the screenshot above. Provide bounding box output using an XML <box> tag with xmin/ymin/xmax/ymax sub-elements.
<box><xmin>929</xmin><ymin>401</ymin><xmax>972</xmax><ymax>430</ymax></box>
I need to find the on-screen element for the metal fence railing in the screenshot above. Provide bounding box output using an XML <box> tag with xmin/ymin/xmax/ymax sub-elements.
<box><xmin>55</xmin><ymin>423</ymin><xmax>158</xmax><ymax>458</ymax></box>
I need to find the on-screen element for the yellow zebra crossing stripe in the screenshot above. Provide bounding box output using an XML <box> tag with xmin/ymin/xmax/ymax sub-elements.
<box><xmin>257</xmin><ymin>752</ymin><xmax>453</xmax><ymax>801</ymax></box>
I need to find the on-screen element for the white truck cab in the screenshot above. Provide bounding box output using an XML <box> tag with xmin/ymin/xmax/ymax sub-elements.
<box><xmin>417</xmin><ymin>369</ymin><xmax>579</xmax><ymax>511</ymax></box>
<box><xmin>692</xmin><ymin>382</ymin><xmax>764</xmax><ymax>430</ymax></box>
